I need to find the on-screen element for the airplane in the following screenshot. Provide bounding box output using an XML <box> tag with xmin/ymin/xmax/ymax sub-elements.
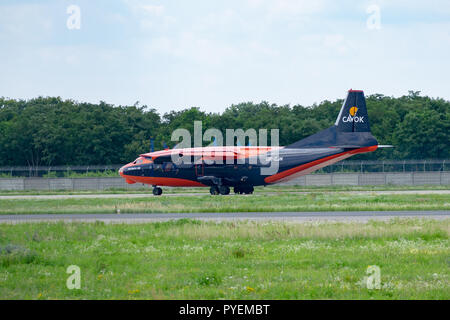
<box><xmin>119</xmin><ymin>89</ymin><xmax>386</xmax><ymax>196</ymax></box>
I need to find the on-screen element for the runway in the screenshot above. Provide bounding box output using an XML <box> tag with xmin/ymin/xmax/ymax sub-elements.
<box><xmin>0</xmin><ymin>189</ymin><xmax>448</xmax><ymax>200</ymax></box>
<box><xmin>0</xmin><ymin>210</ymin><xmax>448</xmax><ymax>224</ymax></box>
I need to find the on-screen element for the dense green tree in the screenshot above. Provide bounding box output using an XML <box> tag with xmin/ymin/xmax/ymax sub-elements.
<box><xmin>394</xmin><ymin>109</ymin><xmax>450</xmax><ymax>159</ymax></box>
<box><xmin>0</xmin><ymin>92</ymin><xmax>448</xmax><ymax>166</ymax></box>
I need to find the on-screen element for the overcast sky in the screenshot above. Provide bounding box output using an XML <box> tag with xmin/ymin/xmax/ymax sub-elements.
<box><xmin>1</xmin><ymin>0</ymin><xmax>449</xmax><ymax>112</ymax></box>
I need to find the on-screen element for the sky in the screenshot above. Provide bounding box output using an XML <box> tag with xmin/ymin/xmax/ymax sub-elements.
<box><xmin>1</xmin><ymin>0</ymin><xmax>450</xmax><ymax>113</ymax></box>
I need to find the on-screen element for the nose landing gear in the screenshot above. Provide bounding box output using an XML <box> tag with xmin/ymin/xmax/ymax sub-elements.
<box><xmin>152</xmin><ymin>186</ymin><xmax>163</xmax><ymax>196</ymax></box>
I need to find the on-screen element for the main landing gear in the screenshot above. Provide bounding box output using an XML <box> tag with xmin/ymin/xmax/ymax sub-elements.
<box><xmin>209</xmin><ymin>185</ymin><xmax>254</xmax><ymax>195</ymax></box>
<box><xmin>210</xmin><ymin>185</ymin><xmax>230</xmax><ymax>195</ymax></box>
<box><xmin>152</xmin><ymin>186</ymin><xmax>163</xmax><ymax>196</ymax></box>
<box><xmin>234</xmin><ymin>186</ymin><xmax>254</xmax><ymax>195</ymax></box>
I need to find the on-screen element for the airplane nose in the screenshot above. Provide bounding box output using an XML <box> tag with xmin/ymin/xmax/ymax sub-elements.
<box><xmin>119</xmin><ymin>165</ymin><xmax>126</xmax><ymax>176</ymax></box>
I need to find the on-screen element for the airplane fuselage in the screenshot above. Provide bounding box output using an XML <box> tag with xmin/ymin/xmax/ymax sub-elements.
<box><xmin>119</xmin><ymin>145</ymin><xmax>377</xmax><ymax>189</ymax></box>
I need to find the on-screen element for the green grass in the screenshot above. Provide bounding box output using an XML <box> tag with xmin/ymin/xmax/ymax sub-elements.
<box><xmin>0</xmin><ymin>193</ymin><xmax>448</xmax><ymax>214</ymax></box>
<box><xmin>0</xmin><ymin>219</ymin><xmax>448</xmax><ymax>299</ymax></box>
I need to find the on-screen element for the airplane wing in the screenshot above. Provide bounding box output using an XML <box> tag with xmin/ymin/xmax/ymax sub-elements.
<box><xmin>140</xmin><ymin>148</ymin><xmax>243</xmax><ymax>163</ymax></box>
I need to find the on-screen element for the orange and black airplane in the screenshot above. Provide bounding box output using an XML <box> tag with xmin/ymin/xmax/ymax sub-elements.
<box><xmin>119</xmin><ymin>90</ymin><xmax>384</xmax><ymax>195</ymax></box>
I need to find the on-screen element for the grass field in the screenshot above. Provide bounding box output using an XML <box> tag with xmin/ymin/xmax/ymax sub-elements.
<box><xmin>0</xmin><ymin>192</ymin><xmax>448</xmax><ymax>214</ymax></box>
<box><xmin>0</xmin><ymin>219</ymin><xmax>448</xmax><ymax>299</ymax></box>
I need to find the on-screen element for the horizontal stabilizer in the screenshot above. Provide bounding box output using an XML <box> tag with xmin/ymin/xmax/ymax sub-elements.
<box><xmin>330</xmin><ymin>145</ymin><xmax>368</xmax><ymax>149</ymax></box>
<box><xmin>377</xmin><ymin>145</ymin><xmax>394</xmax><ymax>148</ymax></box>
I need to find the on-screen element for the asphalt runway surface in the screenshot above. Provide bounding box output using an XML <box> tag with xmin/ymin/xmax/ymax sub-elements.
<box><xmin>0</xmin><ymin>210</ymin><xmax>448</xmax><ymax>224</ymax></box>
<box><xmin>0</xmin><ymin>189</ymin><xmax>449</xmax><ymax>200</ymax></box>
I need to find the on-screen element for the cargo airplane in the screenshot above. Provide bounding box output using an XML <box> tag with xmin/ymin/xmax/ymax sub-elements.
<box><xmin>119</xmin><ymin>90</ymin><xmax>385</xmax><ymax>195</ymax></box>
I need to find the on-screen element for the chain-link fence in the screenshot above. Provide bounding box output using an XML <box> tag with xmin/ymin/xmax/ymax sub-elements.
<box><xmin>1</xmin><ymin>172</ymin><xmax>449</xmax><ymax>191</ymax></box>
<box><xmin>0</xmin><ymin>165</ymin><xmax>122</xmax><ymax>178</ymax></box>
<box><xmin>0</xmin><ymin>160</ymin><xmax>449</xmax><ymax>177</ymax></box>
<box><xmin>316</xmin><ymin>159</ymin><xmax>449</xmax><ymax>174</ymax></box>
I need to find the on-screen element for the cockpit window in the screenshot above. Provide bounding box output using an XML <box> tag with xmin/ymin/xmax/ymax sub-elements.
<box><xmin>133</xmin><ymin>158</ymin><xmax>144</xmax><ymax>165</ymax></box>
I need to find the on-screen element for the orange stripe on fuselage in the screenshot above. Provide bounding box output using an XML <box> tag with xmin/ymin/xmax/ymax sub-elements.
<box><xmin>120</xmin><ymin>175</ymin><xmax>207</xmax><ymax>187</ymax></box>
<box><xmin>264</xmin><ymin>145</ymin><xmax>378</xmax><ymax>184</ymax></box>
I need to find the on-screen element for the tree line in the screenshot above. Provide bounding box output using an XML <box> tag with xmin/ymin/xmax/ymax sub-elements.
<box><xmin>0</xmin><ymin>91</ymin><xmax>449</xmax><ymax>166</ymax></box>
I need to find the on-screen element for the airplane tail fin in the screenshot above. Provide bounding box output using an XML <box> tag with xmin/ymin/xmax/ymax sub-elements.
<box><xmin>286</xmin><ymin>89</ymin><xmax>378</xmax><ymax>149</ymax></box>
<box><xmin>335</xmin><ymin>89</ymin><xmax>371</xmax><ymax>133</ymax></box>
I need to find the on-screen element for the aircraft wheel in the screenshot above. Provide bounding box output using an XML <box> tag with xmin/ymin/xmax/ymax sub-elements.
<box><xmin>233</xmin><ymin>187</ymin><xmax>240</xmax><ymax>194</ymax></box>
<box><xmin>244</xmin><ymin>186</ymin><xmax>254</xmax><ymax>195</ymax></box>
<box><xmin>210</xmin><ymin>186</ymin><xmax>220</xmax><ymax>195</ymax></box>
<box><xmin>153</xmin><ymin>187</ymin><xmax>163</xmax><ymax>196</ymax></box>
<box><xmin>218</xmin><ymin>185</ymin><xmax>230</xmax><ymax>195</ymax></box>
